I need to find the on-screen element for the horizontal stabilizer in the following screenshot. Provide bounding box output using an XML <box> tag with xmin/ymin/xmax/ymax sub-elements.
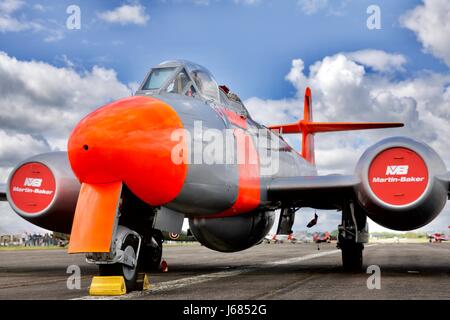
<box><xmin>267</xmin><ymin>87</ymin><xmax>404</xmax><ymax>164</ymax></box>
<box><xmin>269</xmin><ymin>121</ymin><xmax>404</xmax><ymax>134</ymax></box>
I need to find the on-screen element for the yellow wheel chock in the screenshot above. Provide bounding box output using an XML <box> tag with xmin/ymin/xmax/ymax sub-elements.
<box><xmin>89</xmin><ymin>276</ymin><xmax>126</xmax><ymax>296</ymax></box>
<box><xmin>136</xmin><ymin>273</ymin><xmax>151</xmax><ymax>291</ymax></box>
<box><xmin>88</xmin><ymin>273</ymin><xmax>151</xmax><ymax>296</ymax></box>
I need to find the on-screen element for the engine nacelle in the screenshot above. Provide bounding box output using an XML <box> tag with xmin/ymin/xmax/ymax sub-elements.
<box><xmin>355</xmin><ymin>137</ymin><xmax>448</xmax><ymax>231</ymax></box>
<box><xmin>6</xmin><ymin>152</ymin><xmax>80</xmax><ymax>234</ymax></box>
<box><xmin>189</xmin><ymin>211</ymin><xmax>275</xmax><ymax>252</ymax></box>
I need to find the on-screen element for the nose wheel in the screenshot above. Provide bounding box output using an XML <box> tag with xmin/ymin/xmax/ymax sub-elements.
<box><xmin>88</xmin><ymin>225</ymin><xmax>167</xmax><ymax>293</ymax></box>
<box><xmin>94</xmin><ymin>229</ymin><xmax>164</xmax><ymax>292</ymax></box>
<box><xmin>98</xmin><ymin>235</ymin><xmax>140</xmax><ymax>292</ymax></box>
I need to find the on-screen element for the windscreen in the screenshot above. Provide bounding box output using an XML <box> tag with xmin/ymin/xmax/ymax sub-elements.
<box><xmin>142</xmin><ymin>67</ymin><xmax>176</xmax><ymax>90</ymax></box>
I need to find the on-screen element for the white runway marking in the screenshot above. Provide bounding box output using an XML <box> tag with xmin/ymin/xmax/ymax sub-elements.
<box><xmin>74</xmin><ymin>269</ymin><xmax>251</xmax><ymax>300</ymax></box>
<box><xmin>74</xmin><ymin>244</ymin><xmax>377</xmax><ymax>300</ymax></box>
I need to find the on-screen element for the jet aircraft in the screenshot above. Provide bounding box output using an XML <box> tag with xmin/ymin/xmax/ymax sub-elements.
<box><xmin>1</xmin><ymin>60</ymin><xmax>449</xmax><ymax>291</ymax></box>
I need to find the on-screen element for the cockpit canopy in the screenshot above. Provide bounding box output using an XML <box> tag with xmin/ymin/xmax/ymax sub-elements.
<box><xmin>139</xmin><ymin>60</ymin><xmax>220</xmax><ymax>102</ymax></box>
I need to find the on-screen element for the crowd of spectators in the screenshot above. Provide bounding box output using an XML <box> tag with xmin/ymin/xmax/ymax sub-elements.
<box><xmin>0</xmin><ymin>233</ymin><xmax>66</xmax><ymax>247</ymax></box>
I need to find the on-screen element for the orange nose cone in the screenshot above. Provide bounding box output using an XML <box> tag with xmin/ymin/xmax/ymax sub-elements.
<box><xmin>68</xmin><ymin>96</ymin><xmax>188</xmax><ymax>206</ymax></box>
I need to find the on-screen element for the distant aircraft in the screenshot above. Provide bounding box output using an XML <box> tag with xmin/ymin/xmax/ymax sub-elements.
<box><xmin>1</xmin><ymin>60</ymin><xmax>449</xmax><ymax>292</ymax></box>
<box><xmin>264</xmin><ymin>233</ymin><xmax>293</xmax><ymax>244</ymax></box>
<box><xmin>264</xmin><ymin>231</ymin><xmax>312</xmax><ymax>244</ymax></box>
<box><xmin>427</xmin><ymin>232</ymin><xmax>449</xmax><ymax>243</ymax></box>
<box><xmin>313</xmin><ymin>232</ymin><xmax>331</xmax><ymax>244</ymax></box>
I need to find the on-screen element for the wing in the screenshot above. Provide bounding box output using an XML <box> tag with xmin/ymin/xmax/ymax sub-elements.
<box><xmin>266</xmin><ymin>175</ymin><xmax>360</xmax><ymax>210</ymax></box>
<box><xmin>0</xmin><ymin>183</ymin><xmax>6</xmax><ymax>201</ymax></box>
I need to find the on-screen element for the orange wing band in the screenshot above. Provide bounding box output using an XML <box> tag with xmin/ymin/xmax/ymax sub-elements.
<box><xmin>208</xmin><ymin>129</ymin><xmax>260</xmax><ymax>218</ymax></box>
<box><xmin>68</xmin><ymin>181</ymin><xmax>122</xmax><ymax>253</ymax></box>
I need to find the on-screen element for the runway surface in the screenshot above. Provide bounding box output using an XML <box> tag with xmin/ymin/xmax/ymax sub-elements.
<box><xmin>0</xmin><ymin>242</ymin><xmax>449</xmax><ymax>300</ymax></box>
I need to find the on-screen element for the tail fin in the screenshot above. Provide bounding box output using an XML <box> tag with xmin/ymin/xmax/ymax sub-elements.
<box><xmin>268</xmin><ymin>87</ymin><xmax>404</xmax><ymax>164</ymax></box>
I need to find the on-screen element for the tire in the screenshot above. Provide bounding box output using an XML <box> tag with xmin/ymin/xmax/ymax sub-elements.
<box><xmin>341</xmin><ymin>241</ymin><xmax>363</xmax><ymax>272</ymax></box>
<box><xmin>98</xmin><ymin>235</ymin><xmax>140</xmax><ymax>292</ymax></box>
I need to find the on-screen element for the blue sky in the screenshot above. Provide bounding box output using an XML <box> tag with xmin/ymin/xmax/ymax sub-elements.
<box><xmin>1</xmin><ymin>0</ymin><xmax>447</xmax><ymax>100</ymax></box>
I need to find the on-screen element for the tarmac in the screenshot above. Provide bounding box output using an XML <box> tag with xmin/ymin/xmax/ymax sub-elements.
<box><xmin>0</xmin><ymin>242</ymin><xmax>449</xmax><ymax>300</ymax></box>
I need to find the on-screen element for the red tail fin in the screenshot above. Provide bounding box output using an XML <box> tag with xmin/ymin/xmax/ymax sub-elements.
<box><xmin>268</xmin><ymin>87</ymin><xmax>404</xmax><ymax>164</ymax></box>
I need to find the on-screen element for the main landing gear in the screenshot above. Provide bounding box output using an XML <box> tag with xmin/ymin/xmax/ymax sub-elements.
<box><xmin>337</xmin><ymin>201</ymin><xmax>368</xmax><ymax>272</ymax></box>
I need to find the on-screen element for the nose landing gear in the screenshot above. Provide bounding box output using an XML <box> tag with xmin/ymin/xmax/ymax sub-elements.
<box><xmin>87</xmin><ymin>225</ymin><xmax>165</xmax><ymax>293</ymax></box>
<box><xmin>97</xmin><ymin>234</ymin><xmax>140</xmax><ymax>291</ymax></box>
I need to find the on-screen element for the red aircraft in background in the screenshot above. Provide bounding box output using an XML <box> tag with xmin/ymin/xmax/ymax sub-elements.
<box><xmin>264</xmin><ymin>233</ymin><xmax>295</xmax><ymax>244</ymax></box>
<box><xmin>427</xmin><ymin>226</ymin><xmax>450</xmax><ymax>242</ymax></box>
<box><xmin>313</xmin><ymin>232</ymin><xmax>332</xmax><ymax>244</ymax></box>
<box><xmin>1</xmin><ymin>60</ymin><xmax>449</xmax><ymax>292</ymax></box>
<box><xmin>427</xmin><ymin>231</ymin><xmax>449</xmax><ymax>243</ymax></box>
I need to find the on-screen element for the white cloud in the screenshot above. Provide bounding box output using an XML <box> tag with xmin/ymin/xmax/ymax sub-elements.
<box><xmin>33</xmin><ymin>4</ymin><xmax>46</xmax><ymax>12</ymax></box>
<box><xmin>0</xmin><ymin>130</ymin><xmax>51</xmax><ymax>166</ymax></box>
<box><xmin>0</xmin><ymin>15</ymin><xmax>28</xmax><ymax>32</ymax></box>
<box><xmin>0</xmin><ymin>52</ymin><xmax>134</xmax><ymax>233</ymax></box>
<box><xmin>193</xmin><ymin>0</ymin><xmax>210</xmax><ymax>5</ymax></box>
<box><xmin>0</xmin><ymin>0</ymin><xmax>24</xmax><ymax>15</ymax></box>
<box><xmin>244</xmin><ymin>50</ymin><xmax>450</xmax><ymax>232</ymax></box>
<box><xmin>0</xmin><ymin>0</ymin><xmax>28</xmax><ymax>32</ymax></box>
<box><xmin>345</xmin><ymin>50</ymin><xmax>407</xmax><ymax>73</ymax></box>
<box><xmin>160</xmin><ymin>0</ymin><xmax>265</xmax><ymax>7</ymax></box>
<box><xmin>43</xmin><ymin>29</ymin><xmax>64</xmax><ymax>43</ymax></box>
<box><xmin>298</xmin><ymin>0</ymin><xmax>328</xmax><ymax>15</ymax></box>
<box><xmin>0</xmin><ymin>202</ymin><xmax>47</xmax><ymax>234</ymax></box>
<box><xmin>234</xmin><ymin>0</ymin><xmax>262</xmax><ymax>6</ymax></box>
<box><xmin>0</xmin><ymin>0</ymin><xmax>64</xmax><ymax>42</ymax></box>
<box><xmin>0</xmin><ymin>52</ymin><xmax>133</xmax><ymax>142</ymax></box>
<box><xmin>98</xmin><ymin>4</ymin><xmax>150</xmax><ymax>26</ymax></box>
<box><xmin>285</xmin><ymin>59</ymin><xmax>308</xmax><ymax>93</ymax></box>
<box><xmin>246</xmin><ymin>52</ymin><xmax>450</xmax><ymax>173</ymax></box>
<box><xmin>401</xmin><ymin>0</ymin><xmax>450</xmax><ymax>68</ymax></box>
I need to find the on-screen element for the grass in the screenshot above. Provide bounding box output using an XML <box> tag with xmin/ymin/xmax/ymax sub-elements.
<box><xmin>0</xmin><ymin>242</ymin><xmax>197</xmax><ymax>251</ymax></box>
<box><xmin>163</xmin><ymin>241</ymin><xmax>199</xmax><ymax>247</ymax></box>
